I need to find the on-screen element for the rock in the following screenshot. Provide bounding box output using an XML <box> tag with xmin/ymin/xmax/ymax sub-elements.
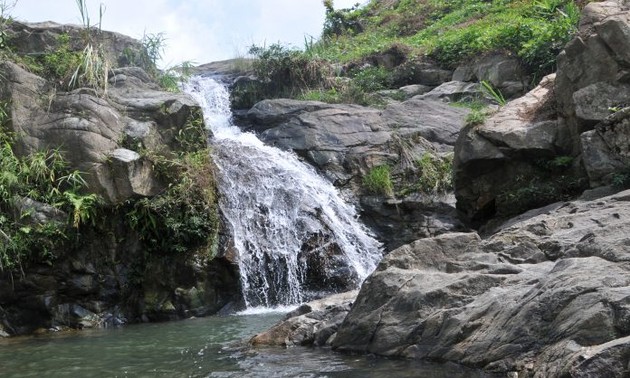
<box><xmin>244</xmin><ymin>97</ymin><xmax>469</xmax><ymax>249</ymax></box>
<box><xmin>5</xmin><ymin>21</ymin><xmax>149</xmax><ymax>71</ymax></box>
<box><xmin>11</xmin><ymin>197</ymin><xmax>67</xmax><ymax>225</ymax></box>
<box><xmin>250</xmin><ymin>290</ymin><xmax>358</xmax><ymax>347</ymax></box>
<box><xmin>359</xmin><ymin>194</ymin><xmax>468</xmax><ymax>252</ymax></box>
<box><xmin>0</xmin><ymin>23</ymin><xmax>236</xmax><ymax>336</ymax></box>
<box><xmin>580</xmin><ymin>108</ymin><xmax>630</xmax><ymax>187</ymax></box>
<box><xmin>454</xmin><ymin>74</ymin><xmax>584</xmax><ymax>223</ymax></box>
<box><xmin>419</xmin><ymin>81</ymin><xmax>482</xmax><ymax>103</ymax></box>
<box><xmin>555</xmin><ymin>1</ymin><xmax>630</xmax><ymax>152</ymax></box>
<box><xmin>0</xmin><ymin>61</ymin><xmax>200</xmax><ymax>204</ymax></box>
<box><xmin>332</xmin><ymin>189</ymin><xmax>630</xmax><ymax>375</ymax></box>
<box><xmin>453</xmin><ymin>53</ymin><xmax>527</xmax><ymax>98</ymax></box>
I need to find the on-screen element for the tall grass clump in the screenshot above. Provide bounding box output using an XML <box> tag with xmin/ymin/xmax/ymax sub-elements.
<box><xmin>363</xmin><ymin>165</ymin><xmax>394</xmax><ymax>196</ymax></box>
<box><xmin>68</xmin><ymin>0</ymin><xmax>110</xmax><ymax>91</ymax></box>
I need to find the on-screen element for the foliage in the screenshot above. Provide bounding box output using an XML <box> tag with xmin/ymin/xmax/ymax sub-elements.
<box><xmin>322</xmin><ymin>0</ymin><xmax>363</xmax><ymax>38</ymax></box>
<box><xmin>415</xmin><ymin>152</ymin><xmax>453</xmax><ymax>194</ymax></box>
<box><xmin>496</xmin><ymin>175</ymin><xmax>586</xmax><ymax>217</ymax></box>
<box><xmin>0</xmin><ymin>1</ymin><xmax>17</xmax><ymax>50</ymax></box>
<box><xmin>68</xmin><ymin>0</ymin><xmax>110</xmax><ymax>91</ymax></box>
<box><xmin>363</xmin><ymin>165</ymin><xmax>394</xmax><ymax>196</ymax></box>
<box><xmin>0</xmin><ymin>101</ymin><xmax>102</xmax><ymax>271</ymax></box>
<box><xmin>38</xmin><ymin>34</ymin><xmax>82</xmax><ymax>85</ymax></box>
<box><xmin>465</xmin><ymin>108</ymin><xmax>488</xmax><ymax>126</ymax></box>
<box><xmin>311</xmin><ymin>0</ymin><xmax>581</xmax><ymax>78</ymax></box>
<box><xmin>497</xmin><ymin>155</ymin><xmax>586</xmax><ymax>217</ymax></box>
<box><xmin>157</xmin><ymin>60</ymin><xmax>195</xmax><ymax>93</ymax></box>
<box><xmin>126</xmin><ymin>150</ymin><xmax>219</xmax><ymax>258</ymax></box>
<box><xmin>239</xmin><ymin>43</ymin><xmax>333</xmax><ymax>107</ymax></box>
<box><xmin>481</xmin><ymin>80</ymin><xmax>507</xmax><ymax>106</ymax></box>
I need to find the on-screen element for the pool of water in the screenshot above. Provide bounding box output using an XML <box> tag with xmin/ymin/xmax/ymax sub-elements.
<box><xmin>0</xmin><ymin>312</ymin><xmax>496</xmax><ymax>377</ymax></box>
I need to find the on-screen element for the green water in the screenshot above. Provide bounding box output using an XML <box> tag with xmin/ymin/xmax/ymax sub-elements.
<box><xmin>0</xmin><ymin>312</ymin><xmax>495</xmax><ymax>377</ymax></box>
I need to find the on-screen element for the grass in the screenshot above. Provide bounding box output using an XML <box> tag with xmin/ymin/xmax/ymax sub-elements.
<box><xmin>236</xmin><ymin>0</ymin><xmax>582</xmax><ymax>107</ymax></box>
<box><xmin>363</xmin><ymin>165</ymin><xmax>394</xmax><ymax>196</ymax></box>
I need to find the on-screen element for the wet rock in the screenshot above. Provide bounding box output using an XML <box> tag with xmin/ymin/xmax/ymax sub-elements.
<box><xmin>250</xmin><ymin>290</ymin><xmax>358</xmax><ymax>347</ymax></box>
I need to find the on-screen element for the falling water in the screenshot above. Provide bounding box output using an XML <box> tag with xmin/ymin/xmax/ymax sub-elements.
<box><xmin>182</xmin><ymin>75</ymin><xmax>382</xmax><ymax>308</ymax></box>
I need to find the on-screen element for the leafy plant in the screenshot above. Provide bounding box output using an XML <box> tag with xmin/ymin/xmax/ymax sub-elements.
<box><xmin>0</xmin><ymin>0</ymin><xmax>17</xmax><ymax>51</ymax></box>
<box><xmin>0</xmin><ymin>103</ymin><xmax>103</xmax><ymax>271</ymax></box>
<box><xmin>242</xmin><ymin>43</ymin><xmax>333</xmax><ymax>107</ymax></box>
<box><xmin>481</xmin><ymin>80</ymin><xmax>506</xmax><ymax>106</ymax></box>
<box><xmin>465</xmin><ymin>108</ymin><xmax>487</xmax><ymax>126</ymax></box>
<box><xmin>126</xmin><ymin>150</ymin><xmax>219</xmax><ymax>257</ymax></box>
<box><xmin>363</xmin><ymin>165</ymin><xmax>394</xmax><ymax>196</ymax></box>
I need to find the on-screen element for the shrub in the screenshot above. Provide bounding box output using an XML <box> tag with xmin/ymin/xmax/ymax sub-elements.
<box><xmin>241</xmin><ymin>43</ymin><xmax>333</xmax><ymax>106</ymax></box>
<box><xmin>126</xmin><ymin>150</ymin><xmax>219</xmax><ymax>257</ymax></box>
<box><xmin>322</xmin><ymin>0</ymin><xmax>363</xmax><ymax>38</ymax></box>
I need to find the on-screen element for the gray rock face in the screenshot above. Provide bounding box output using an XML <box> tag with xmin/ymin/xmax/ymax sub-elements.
<box><xmin>581</xmin><ymin>107</ymin><xmax>630</xmax><ymax>187</ymax></box>
<box><xmin>244</xmin><ymin>97</ymin><xmax>469</xmax><ymax>250</ymax></box>
<box><xmin>454</xmin><ymin>2</ymin><xmax>630</xmax><ymax>224</ymax></box>
<box><xmin>332</xmin><ymin>190</ymin><xmax>630</xmax><ymax>376</ymax></box>
<box><xmin>6</xmin><ymin>21</ymin><xmax>149</xmax><ymax>70</ymax></box>
<box><xmin>0</xmin><ymin>26</ymin><xmax>236</xmax><ymax>336</ymax></box>
<box><xmin>0</xmin><ymin>62</ymin><xmax>199</xmax><ymax>204</ymax></box>
<box><xmin>555</xmin><ymin>1</ymin><xmax>630</xmax><ymax>152</ymax></box>
<box><xmin>453</xmin><ymin>53</ymin><xmax>527</xmax><ymax>99</ymax></box>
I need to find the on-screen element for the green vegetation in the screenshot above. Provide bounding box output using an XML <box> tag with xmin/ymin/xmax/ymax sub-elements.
<box><xmin>236</xmin><ymin>0</ymin><xmax>583</xmax><ymax>108</ymax></box>
<box><xmin>415</xmin><ymin>152</ymin><xmax>453</xmax><ymax>194</ymax></box>
<box><xmin>0</xmin><ymin>101</ymin><xmax>102</xmax><ymax>271</ymax></box>
<box><xmin>363</xmin><ymin>165</ymin><xmax>394</xmax><ymax>196</ymax></box>
<box><xmin>481</xmin><ymin>80</ymin><xmax>507</xmax><ymax>106</ymax></box>
<box><xmin>126</xmin><ymin>150</ymin><xmax>219</xmax><ymax>258</ymax></box>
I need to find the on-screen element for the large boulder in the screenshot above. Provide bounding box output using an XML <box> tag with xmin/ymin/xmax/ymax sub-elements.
<box><xmin>332</xmin><ymin>189</ymin><xmax>630</xmax><ymax>376</ymax></box>
<box><xmin>244</xmin><ymin>97</ymin><xmax>469</xmax><ymax>250</ymax></box>
<box><xmin>454</xmin><ymin>75</ymin><xmax>586</xmax><ymax>224</ymax></box>
<box><xmin>581</xmin><ymin>107</ymin><xmax>630</xmax><ymax>187</ymax></box>
<box><xmin>453</xmin><ymin>53</ymin><xmax>528</xmax><ymax>99</ymax></box>
<box><xmin>250</xmin><ymin>290</ymin><xmax>357</xmax><ymax>347</ymax></box>
<box><xmin>6</xmin><ymin>21</ymin><xmax>150</xmax><ymax>69</ymax></box>
<box><xmin>0</xmin><ymin>26</ymin><xmax>238</xmax><ymax>335</ymax></box>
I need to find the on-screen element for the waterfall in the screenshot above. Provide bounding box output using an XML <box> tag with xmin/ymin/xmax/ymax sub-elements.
<box><xmin>182</xmin><ymin>75</ymin><xmax>382</xmax><ymax>308</ymax></box>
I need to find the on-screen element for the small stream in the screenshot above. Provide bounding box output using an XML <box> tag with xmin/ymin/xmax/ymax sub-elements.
<box><xmin>0</xmin><ymin>312</ymin><xmax>495</xmax><ymax>377</ymax></box>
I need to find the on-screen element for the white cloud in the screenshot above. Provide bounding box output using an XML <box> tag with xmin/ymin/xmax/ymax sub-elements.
<box><xmin>11</xmin><ymin>0</ymin><xmax>366</xmax><ymax>66</ymax></box>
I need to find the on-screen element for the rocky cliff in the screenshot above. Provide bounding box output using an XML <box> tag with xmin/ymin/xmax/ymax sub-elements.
<box><xmin>0</xmin><ymin>22</ymin><xmax>238</xmax><ymax>336</ymax></box>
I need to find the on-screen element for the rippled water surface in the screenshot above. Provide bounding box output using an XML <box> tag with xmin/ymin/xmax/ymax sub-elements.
<box><xmin>0</xmin><ymin>313</ymin><xmax>495</xmax><ymax>377</ymax></box>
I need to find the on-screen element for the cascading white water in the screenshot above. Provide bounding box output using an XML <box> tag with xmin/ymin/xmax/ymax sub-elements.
<box><xmin>183</xmin><ymin>75</ymin><xmax>382</xmax><ymax>307</ymax></box>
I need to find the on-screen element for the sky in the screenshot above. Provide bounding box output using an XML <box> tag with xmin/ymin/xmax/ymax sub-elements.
<box><xmin>9</xmin><ymin>0</ymin><xmax>363</xmax><ymax>67</ymax></box>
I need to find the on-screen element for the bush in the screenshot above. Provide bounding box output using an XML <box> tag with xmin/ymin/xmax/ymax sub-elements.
<box><xmin>240</xmin><ymin>43</ymin><xmax>333</xmax><ymax>107</ymax></box>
